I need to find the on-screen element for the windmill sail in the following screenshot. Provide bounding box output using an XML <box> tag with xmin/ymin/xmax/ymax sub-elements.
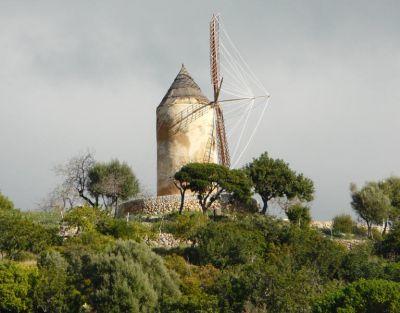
<box><xmin>209</xmin><ymin>14</ymin><xmax>230</xmax><ymax>167</ymax></box>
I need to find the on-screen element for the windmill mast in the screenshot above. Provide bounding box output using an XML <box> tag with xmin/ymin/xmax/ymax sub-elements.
<box><xmin>210</xmin><ymin>14</ymin><xmax>231</xmax><ymax>167</ymax></box>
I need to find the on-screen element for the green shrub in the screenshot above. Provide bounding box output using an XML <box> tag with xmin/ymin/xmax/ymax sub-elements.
<box><xmin>286</xmin><ymin>204</ymin><xmax>311</xmax><ymax>227</ymax></box>
<box><xmin>62</xmin><ymin>229</ymin><xmax>115</xmax><ymax>252</ymax></box>
<box><xmin>353</xmin><ymin>224</ymin><xmax>368</xmax><ymax>237</ymax></box>
<box><xmin>63</xmin><ymin>206</ymin><xmax>106</xmax><ymax>234</ymax></box>
<box><xmin>377</xmin><ymin>222</ymin><xmax>400</xmax><ymax>260</ymax></box>
<box><xmin>371</xmin><ymin>227</ymin><xmax>383</xmax><ymax>241</ymax></box>
<box><xmin>383</xmin><ymin>262</ymin><xmax>400</xmax><ymax>282</ymax></box>
<box><xmin>158</xmin><ymin>212</ymin><xmax>209</xmax><ymax>240</ymax></box>
<box><xmin>0</xmin><ymin>192</ymin><xmax>15</xmax><ymax>211</ymax></box>
<box><xmin>12</xmin><ymin>251</ymin><xmax>37</xmax><ymax>262</ymax></box>
<box><xmin>97</xmin><ymin>218</ymin><xmax>156</xmax><ymax>242</ymax></box>
<box><xmin>214</xmin><ymin>259</ymin><xmax>324</xmax><ymax>313</ymax></box>
<box><xmin>31</xmin><ymin>251</ymin><xmax>83</xmax><ymax>313</ymax></box>
<box><xmin>162</xmin><ymin>254</ymin><xmax>220</xmax><ymax>312</ymax></box>
<box><xmin>332</xmin><ymin>214</ymin><xmax>354</xmax><ymax>235</ymax></box>
<box><xmin>193</xmin><ymin>219</ymin><xmax>266</xmax><ymax>268</ymax></box>
<box><xmin>0</xmin><ymin>208</ymin><xmax>61</xmax><ymax>259</ymax></box>
<box><xmin>0</xmin><ymin>261</ymin><xmax>36</xmax><ymax>312</ymax></box>
<box><xmin>313</xmin><ymin>279</ymin><xmax>400</xmax><ymax>313</ymax></box>
<box><xmin>279</xmin><ymin>226</ymin><xmax>347</xmax><ymax>280</ymax></box>
<box><xmin>80</xmin><ymin>240</ymin><xmax>180</xmax><ymax>312</ymax></box>
<box><xmin>338</xmin><ymin>243</ymin><xmax>386</xmax><ymax>282</ymax></box>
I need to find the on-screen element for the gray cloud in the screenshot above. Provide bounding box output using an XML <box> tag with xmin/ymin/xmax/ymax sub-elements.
<box><xmin>0</xmin><ymin>0</ymin><xmax>399</xmax><ymax>219</ymax></box>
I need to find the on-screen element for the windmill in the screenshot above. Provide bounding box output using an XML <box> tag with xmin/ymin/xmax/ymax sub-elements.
<box><xmin>156</xmin><ymin>14</ymin><xmax>270</xmax><ymax>196</ymax></box>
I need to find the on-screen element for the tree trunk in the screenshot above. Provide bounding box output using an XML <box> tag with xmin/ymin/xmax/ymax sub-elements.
<box><xmin>179</xmin><ymin>190</ymin><xmax>185</xmax><ymax>214</ymax></box>
<box><xmin>201</xmin><ymin>202</ymin><xmax>208</xmax><ymax>214</ymax></box>
<box><xmin>261</xmin><ymin>199</ymin><xmax>268</xmax><ymax>215</ymax></box>
<box><xmin>383</xmin><ymin>220</ymin><xmax>388</xmax><ymax>235</ymax></box>
<box><xmin>367</xmin><ymin>221</ymin><xmax>372</xmax><ymax>238</ymax></box>
<box><xmin>114</xmin><ymin>197</ymin><xmax>118</xmax><ymax>218</ymax></box>
<box><xmin>79</xmin><ymin>191</ymin><xmax>95</xmax><ymax>207</ymax></box>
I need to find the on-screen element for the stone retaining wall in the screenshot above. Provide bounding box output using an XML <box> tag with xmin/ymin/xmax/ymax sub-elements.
<box><xmin>117</xmin><ymin>194</ymin><xmax>222</xmax><ymax>217</ymax></box>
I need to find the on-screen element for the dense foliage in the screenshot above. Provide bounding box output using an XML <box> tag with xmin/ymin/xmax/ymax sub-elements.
<box><xmin>174</xmin><ymin>163</ymin><xmax>252</xmax><ymax>214</ymax></box>
<box><xmin>2</xmin><ymin>155</ymin><xmax>400</xmax><ymax>312</ymax></box>
<box><xmin>245</xmin><ymin>152</ymin><xmax>314</xmax><ymax>214</ymax></box>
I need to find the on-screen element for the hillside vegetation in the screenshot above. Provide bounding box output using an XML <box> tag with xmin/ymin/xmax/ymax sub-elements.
<box><xmin>1</xmin><ymin>152</ymin><xmax>400</xmax><ymax>312</ymax></box>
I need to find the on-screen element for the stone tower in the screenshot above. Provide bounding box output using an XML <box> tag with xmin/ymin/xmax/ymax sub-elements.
<box><xmin>156</xmin><ymin>65</ymin><xmax>218</xmax><ymax>196</ymax></box>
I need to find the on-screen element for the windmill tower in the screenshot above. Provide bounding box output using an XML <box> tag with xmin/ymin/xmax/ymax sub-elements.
<box><xmin>156</xmin><ymin>64</ymin><xmax>218</xmax><ymax>196</ymax></box>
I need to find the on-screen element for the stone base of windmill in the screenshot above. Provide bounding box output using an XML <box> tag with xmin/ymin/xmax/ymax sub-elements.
<box><xmin>117</xmin><ymin>194</ymin><xmax>225</xmax><ymax>217</ymax></box>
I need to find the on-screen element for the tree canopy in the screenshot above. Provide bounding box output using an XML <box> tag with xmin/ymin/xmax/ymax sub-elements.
<box><xmin>350</xmin><ymin>182</ymin><xmax>392</xmax><ymax>237</ymax></box>
<box><xmin>88</xmin><ymin>159</ymin><xmax>140</xmax><ymax>214</ymax></box>
<box><xmin>174</xmin><ymin>163</ymin><xmax>252</xmax><ymax>214</ymax></box>
<box><xmin>54</xmin><ymin>153</ymin><xmax>140</xmax><ymax>213</ymax></box>
<box><xmin>245</xmin><ymin>152</ymin><xmax>314</xmax><ymax>214</ymax></box>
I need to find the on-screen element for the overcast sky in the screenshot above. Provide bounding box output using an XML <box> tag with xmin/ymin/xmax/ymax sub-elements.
<box><xmin>0</xmin><ymin>1</ymin><xmax>399</xmax><ymax>219</ymax></box>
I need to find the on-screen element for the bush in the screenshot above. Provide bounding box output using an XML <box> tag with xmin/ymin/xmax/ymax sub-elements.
<box><xmin>313</xmin><ymin>279</ymin><xmax>400</xmax><ymax>313</ymax></box>
<box><xmin>31</xmin><ymin>251</ymin><xmax>82</xmax><ymax>313</ymax></box>
<box><xmin>97</xmin><ymin>218</ymin><xmax>156</xmax><ymax>242</ymax></box>
<box><xmin>338</xmin><ymin>243</ymin><xmax>386</xmax><ymax>282</ymax></box>
<box><xmin>286</xmin><ymin>204</ymin><xmax>311</xmax><ymax>227</ymax></box>
<box><xmin>332</xmin><ymin>214</ymin><xmax>354</xmax><ymax>235</ymax></box>
<box><xmin>214</xmin><ymin>259</ymin><xmax>324</xmax><ymax>313</ymax></box>
<box><xmin>279</xmin><ymin>226</ymin><xmax>347</xmax><ymax>280</ymax></box>
<box><xmin>377</xmin><ymin>222</ymin><xmax>400</xmax><ymax>260</ymax></box>
<box><xmin>0</xmin><ymin>261</ymin><xmax>36</xmax><ymax>312</ymax></box>
<box><xmin>156</xmin><ymin>212</ymin><xmax>209</xmax><ymax>240</ymax></box>
<box><xmin>0</xmin><ymin>208</ymin><xmax>61</xmax><ymax>259</ymax></box>
<box><xmin>162</xmin><ymin>254</ymin><xmax>220</xmax><ymax>312</ymax></box>
<box><xmin>353</xmin><ymin>224</ymin><xmax>368</xmax><ymax>237</ymax></box>
<box><xmin>193</xmin><ymin>219</ymin><xmax>266</xmax><ymax>268</ymax></box>
<box><xmin>0</xmin><ymin>192</ymin><xmax>15</xmax><ymax>211</ymax></box>
<box><xmin>80</xmin><ymin>240</ymin><xmax>180</xmax><ymax>312</ymax></box>
<box><xmin>63</xmin><ymin>206</ymin><xmax>106</xmax><ymax>234</ymax></box>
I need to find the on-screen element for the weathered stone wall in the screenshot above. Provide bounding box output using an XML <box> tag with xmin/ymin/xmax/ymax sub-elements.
<box><xmin>117</xmin><ymin>194</ymin><xmax>222</xmax><ymax>217</ymax></box>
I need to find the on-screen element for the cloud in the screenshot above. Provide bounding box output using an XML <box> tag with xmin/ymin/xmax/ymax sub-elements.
<box><xmin>0</xmin><ymin>0</ymin><xmax>399</xmax><ymax>219</ymax></box>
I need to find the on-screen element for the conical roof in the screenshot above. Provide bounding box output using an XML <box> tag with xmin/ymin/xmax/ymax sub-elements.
<box><xmin>159</xmin><ymin>64</ymin><xmax>209</xmax><ymax>107</ymax></box>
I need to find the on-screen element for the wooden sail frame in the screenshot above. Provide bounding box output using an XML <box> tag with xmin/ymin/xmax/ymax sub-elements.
<box><xmin>210</xmin><ymin>14</ymin><xmax>231</xmax><ymax>167</ymax></box>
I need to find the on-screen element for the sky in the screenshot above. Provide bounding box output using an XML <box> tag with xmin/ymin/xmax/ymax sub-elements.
<box><xmin>0</xmin><ymin>0</ymin><xmax>399</xmax><ymax>220</ymax></box>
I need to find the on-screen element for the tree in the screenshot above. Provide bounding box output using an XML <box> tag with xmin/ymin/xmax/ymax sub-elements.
<box><xmin>37</xmin><ymin>183</ymin><xmax>80</xmax><ymax>218</ymax></box>
<box><xmin>379</xmin><ymin>176</ymin><xmax>400</xmax><ymax>232</ymax></box>
<box><xmin>379</xmin><ymin>176</ymin><xmax>400</xmax><ymax>211</ymax></box>
<box><xmin>174</xmin><ymin>163</ymin><xmax>252</xmax><ymax>214</ymax></box>
<box><xmin>245</xmin><ymin>152</ymin><xmax>314</xmax><ymax>214</ymax></box>
<box><xmin>88</xmin><ymin>160</ymin><xmax>140</xmax><ymax>215</ymax></box>
<box><xmin>332</xmin><ymin>214</ymin><xmax>355</xmax><ymax>235</ymax></box>
<box><xmin>174</xmin><ymin>170</ymin><xmax>191</xmax><ymax>214</ymax></box>
<box><xmin>55</xmin><ymin>151</ymin><xmax>96</xmax><ymax>207</ymax></box>
<box><xmin>55</xmin><ymin>153</ymin><xmax>140</xmax><ymax>214</ymax></box>
<box><xmin>350</xmin><ymin>182</ymin><xmax>392</xmax><ymax>238</ymax></box>
<box><xmin>286</xmin><ymin>204</ymin><xmax>311</xmax><ymax>228</ymax></box>
<box><xmin>313</xmin><ymin>279</ymin><xmax>400</xmax><ymax>313</ymax></box>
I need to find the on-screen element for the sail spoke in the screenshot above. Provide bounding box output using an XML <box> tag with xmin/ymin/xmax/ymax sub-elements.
<box><xmin>214</xmin><ymin>15</ymin><xmax>271</xmax><ymax>168</ymax></box>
